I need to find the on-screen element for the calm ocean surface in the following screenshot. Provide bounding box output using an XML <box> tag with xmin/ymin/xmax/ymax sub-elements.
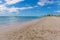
<box><xmin>0</xmin><ymin>16</ymin><xmax>41</xmax><ymax>24</ymax></box>
<box><xmin>0</xmin><ymin>16</ymin><xmax>41</xmax><ymax>28</ymax></box>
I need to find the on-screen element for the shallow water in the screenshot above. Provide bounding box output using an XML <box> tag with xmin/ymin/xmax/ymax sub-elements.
<box><xmin>0</xmin><ymin>16</ymin><xmax>40</xmax><ymax>28</ymax></box>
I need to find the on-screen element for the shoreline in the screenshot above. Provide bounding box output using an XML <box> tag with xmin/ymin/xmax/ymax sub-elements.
<box><xmin>0</xmin><ymin>16</ymin><xmax>60</xmax><ymax>40</ymax></box>
<box><xmin>0</xmin><ymin>18</ymin><xmax>41</xmax><ymax>32</ymax></box>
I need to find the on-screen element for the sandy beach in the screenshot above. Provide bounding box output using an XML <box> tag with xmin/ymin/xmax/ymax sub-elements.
<box><xmin>0</xmin><ymin>16</ymin><xmax>60</xmax><ymax>40</ymax></box>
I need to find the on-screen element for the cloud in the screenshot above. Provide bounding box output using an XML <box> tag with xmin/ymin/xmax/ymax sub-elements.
<box><xmin>5</xmin><ymin>0</ymin><xmax>24</xmax><ymax>5</ymax></box>
<box><xmin>38</xmin><ymin>0</ymin><xmax>53</xmax><ymax>6</ymax></box>
<box><xmin>55</xmin><ymin>10</ymin><xmax>60</xmax><ymax>13</ymax></box>
<box><xmin>0</xmin><ymin>0</ymin><xmax>38</xmax><ymax>16</ymax></box>
<box><xmin>18</xmin><ymin>6</ymin><xmax>38</xmax><ymax>10</ymax></box>
<box><xmin>0</xmin><ymin>3</ymin><xmax>38</xmax><ymax>15</ymax></box>
<box><xmin>0</xmin><ymin>0</ymin><xmax>24</xmax><ymax>14</ymax></box>
<box><xmin>0</xmin><ymin>5</ymin><xmax>8</xmax><ymax>13</ymax></box>
<box><xmin>8</xmin><ymin>7</ymin><xmax>18</xmax><ymax>13</ymax></box>
<box><xmin>37</xmin><ymin>0</ymin><xmax>60</xmax><ymax>6</ymax></box>
<box><xmin>8</xmin><ymin>6</ymin><xmax>38</xmax><ymax>13</ymax></box>
<box><xmin>38</xmin><ymin>2</ymin><xmax>45</xmax><ymax>6</ymax></box>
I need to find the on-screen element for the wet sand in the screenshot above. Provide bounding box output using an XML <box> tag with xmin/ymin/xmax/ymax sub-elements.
<box><xmin>0</xmin><ymin>16</ymin><xmax>60</xmax><ymax>40</ymax></box>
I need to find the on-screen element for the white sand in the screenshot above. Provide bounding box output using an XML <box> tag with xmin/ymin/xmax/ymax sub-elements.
<box><xmin>0</xmin><ymin>16</ymin><xmax>60</xmax><ymax>40</ymax></box>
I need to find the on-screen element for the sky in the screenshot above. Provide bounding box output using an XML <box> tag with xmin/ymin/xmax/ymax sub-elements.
<box><xmin>0</xmin><ymin>0</ymin><xmax>60</xmax><ymax>16</ymax></box>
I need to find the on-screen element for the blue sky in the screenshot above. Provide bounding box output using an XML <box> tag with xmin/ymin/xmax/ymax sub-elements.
<box><xmin>0</xmin><ymin>0</ymin><xmax>60</xmax><ymax>16</ymax></box>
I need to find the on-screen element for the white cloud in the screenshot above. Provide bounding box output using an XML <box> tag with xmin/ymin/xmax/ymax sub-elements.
<box><xmin>0</xmin><ymin>0</ymin><xmax>38</xmax><ymax>16</ymax></box>
<box><xmin>8</xmin><ymin>7</ymin><xmax>19</xmax><ymax>13</ymax></box>
<box><xmin>38</xmin><ymin>0</ymin><xmax>59</xmax><ymax>6</ymax></box>
<box><xmin>0</xmin><ymin>4</ymin><xmax>38</xmax><ymax>15</ymax></box>
<box><xmin>0</xmin><ymin>4</ymin><xmax>17</xmax><ymax>15</ymax></box>
<box><xmin>18</xmin><ymin>6</ymin><xmax>38</xmax><ymax>10</ymax></box>
<box><xmin>55</xmin><ymin>10</ymin><xmax>60</xmax><ymax>13</ymax></box>
<box><xmin>8</xmin><ymin>6</ymin><xmax>37</xmax><ymax>12</ymax></box>
<box><xmin>38</xmin><ymin>2</ymin><xmax>45</xmax><ymax>6</ymax></box>
<box><xmin>5</xmin><ymin>0</ymin><xmax>24</xmax><ymax>5</ymax></box>
<box><xmin>0</xmin><ymin>5</ymin><xmax>8</xmax><ymax>13</ymax></box>
<box><xmin>0</xmin><ymin>0</ymin><xmax>24</xmax><ymax>14</ymax></box>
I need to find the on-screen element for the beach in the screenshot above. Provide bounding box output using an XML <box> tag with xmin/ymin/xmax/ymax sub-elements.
<box><xmin>0</xmin><ymin>16</ymin><xmax>60</xmax><ymax>40</ymax></box>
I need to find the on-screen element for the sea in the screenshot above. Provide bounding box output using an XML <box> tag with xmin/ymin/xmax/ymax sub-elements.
<box><xmin>0</xmin><ymin>16</ymin><xmax>41</xmax><ymax>28</ymax></box>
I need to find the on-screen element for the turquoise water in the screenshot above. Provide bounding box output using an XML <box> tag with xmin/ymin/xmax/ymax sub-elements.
<box><xmin>0</xmin><ymin>16</ymin><xmax>41</xmax><ymax>24</ymax></box>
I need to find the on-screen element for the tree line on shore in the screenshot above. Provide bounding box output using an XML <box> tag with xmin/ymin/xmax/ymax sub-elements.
<box><xmin>44</xmin><ymin>14</ymin><xmax>60</xmax><ymax>17</ymax></box>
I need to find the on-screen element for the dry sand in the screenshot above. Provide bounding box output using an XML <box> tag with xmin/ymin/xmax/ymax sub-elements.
<box><xmin>0</xmin><ymin>16</ymin><xmax>60</xmax><ymax>40</ymax></box>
